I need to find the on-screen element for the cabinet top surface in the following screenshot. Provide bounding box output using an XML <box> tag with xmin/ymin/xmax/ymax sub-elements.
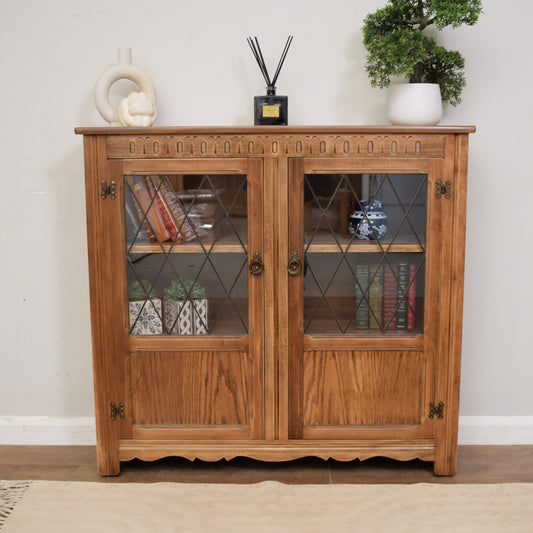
<box><xmin>75</xmin><ymin>125</ymin><xmax>476</xmax><ymax>135</ymax></box>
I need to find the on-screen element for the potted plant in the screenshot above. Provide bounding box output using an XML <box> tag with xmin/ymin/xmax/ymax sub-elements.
<box><xmin>362</xmin><ymin>0</ymin><xmax>482</xmax><ymax>125</ymax></box>
<box><xmin>128</xmin><ymin>280</ymin><xmax>162</xmax><ymax>335</ymax></box>
<box><xmin>163</xmin><ymin>277</ymin><xmax>208</xmax><ymax>335</ymax></box>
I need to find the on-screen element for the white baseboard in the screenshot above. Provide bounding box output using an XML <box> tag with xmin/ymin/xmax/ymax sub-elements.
<box><xmin>0</xmin><ymin>417</ymin><xmax>96</xmax><ymax>445</ymax></box>
<box><xmin>458</xmin><ymin>416</ymin><xmax>533</xmax><ymax>445</ymax></box>
<box><xmin>0</xmin><ymin>416</ymin><xmax>532</xmax><ymax>446</ymax></box>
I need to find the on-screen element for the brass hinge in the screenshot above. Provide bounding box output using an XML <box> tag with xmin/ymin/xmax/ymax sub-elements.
<box><xmin>435</xmin><ymin>180</ymin><xmax>452</xmax><ymax>200</ymax></box>
<box><xmin>110</xmin><ymin>401</ymin><xmax>125</xmax><ymax>420</ymax></box>
<box><xmin>100</xmin><ymin>179</ymin><xmax>116</xmax><ymax>200</ymax></box>
<box><xmin>429</xmin><ymin>401</ymin><xmax>445</xmax><ymax>419</ymax></box>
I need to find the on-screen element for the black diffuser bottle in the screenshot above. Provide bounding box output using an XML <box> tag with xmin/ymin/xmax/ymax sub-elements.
<box><xmin>254</xmin><ymin>87</ymin><xmax>288</xmax><ymax>126</ymax></box>
<box><xmin>248</xmin><ymin>36</ymin><xmax>292</xmax><ymax>126</ymax></box>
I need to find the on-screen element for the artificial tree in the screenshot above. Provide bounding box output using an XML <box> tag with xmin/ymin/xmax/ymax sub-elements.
<box><xmin>362</xmin><ymin>0</ymin><xmax>482</xmax><ymax>106</ymax></box>
<box><xmin>164</xmin><ymin>278</ymin><xmax>206</xmax><ymax>302</ymax></box>
<box><xmin>128</xmin><ymin>279</ymin><xmax>156</xmax><ymax>301</ymax></box>
<box><xmin>163</xmin><ymin>278</ymin><xmax>208</xmax><ymax>335</ymax></box>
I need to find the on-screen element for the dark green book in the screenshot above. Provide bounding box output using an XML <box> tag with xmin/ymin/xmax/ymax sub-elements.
<box><xmin>355</xmin><ymin>264</ymin><xmax>370</xmax><ymax>329</ymax></box>
<box><xmin>369</xmin><ymin>265</ymin><xmax>384</xmax><ymax>330</ymax></box>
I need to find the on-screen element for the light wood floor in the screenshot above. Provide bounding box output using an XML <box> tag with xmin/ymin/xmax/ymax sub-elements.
<box><xmin>1</xmin><ymin>446</ymin><xmax>533</xmax><ymax>484</ymax></box>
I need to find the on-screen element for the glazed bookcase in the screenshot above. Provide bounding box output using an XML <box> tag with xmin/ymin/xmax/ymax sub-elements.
<box><xmin>76</xmin><ymin>125</ymin><xmax>474</xmax><ymax>476</ymax></box>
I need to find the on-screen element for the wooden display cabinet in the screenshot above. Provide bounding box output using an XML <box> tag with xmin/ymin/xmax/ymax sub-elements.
<box><xmin>76</xmin><ymin>126</ymin><xmax>474</xmax><ymax>476</ymax></box>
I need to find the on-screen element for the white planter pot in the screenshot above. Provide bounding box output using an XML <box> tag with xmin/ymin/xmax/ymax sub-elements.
<box><xmin>163</xmin><ymin>299</ymin><xmax>193</xmax><ymax>335</ymax></box>
<box><xmin>387</xmin><ymin>83</ymin><xmax>443</xmax><ymax>126</ymax></box>
<box><xmin>163</xmin><ymin>298</ymin><xmax>209</xmax><ymax>335</ymax></box>
<box><xmin>129</xmin><ymin>299</ymin><xmax>162</xmax><ymax>335</ymax></box>
<box><xmin>192</xmin><ymin>299</ymin><xmax>209</xmax><ymax>335</ymax></box>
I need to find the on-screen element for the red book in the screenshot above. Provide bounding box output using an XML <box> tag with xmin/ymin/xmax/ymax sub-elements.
<box><xmin>156</xmin><ymin>177</ymin><xmax>196</xmax><ymax>242</ymax></box>
<box><xmin>130</xmin><ymin>176</ymin><xmax>172</xmax><ymax>243</ymax></box>
<box><xmin>407</xmin><ymin>264</ymin><xmax>418</xmax><ymax>330</ymax></box>
<box><xmin>383</xmin><ymin>264</ymin><xmax>397</xmax><ymax>331</ymax></box>
<box><xmin>145</xmin><ymin>176</ymin><xmax>182</xmax><ymax>244</ymax></box>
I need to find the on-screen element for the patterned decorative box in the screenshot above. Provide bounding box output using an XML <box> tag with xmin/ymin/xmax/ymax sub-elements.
<box><xmin>163</xmin><ymin>298</ymin><xmax>209</xmax><ymax>335</ymax></box>
<box><xmin>129</xmin><ymin>299</ymin><xmax>162</xmax><ymax>335</ymax></box>
<box><xmin>192</xmin><ymin>299</ymin><xmax>209</xmax><ymax>335</ymax></box>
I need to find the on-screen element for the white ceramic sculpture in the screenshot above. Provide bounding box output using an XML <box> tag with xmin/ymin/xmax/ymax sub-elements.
<box><xmin>94</xmin><ymin>48</ymin><xmax>157</xmax><ymax>127</ymax></box>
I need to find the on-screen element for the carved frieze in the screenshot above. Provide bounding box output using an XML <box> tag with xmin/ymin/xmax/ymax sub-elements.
<box><xmin>106</xmin><ymin>133</ymin><xmax>447</xmax><ymax>159</ymax></box>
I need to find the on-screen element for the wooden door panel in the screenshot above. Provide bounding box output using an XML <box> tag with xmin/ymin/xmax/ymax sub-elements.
<box><xmin>129</xmin><ymin>350</ymin><xmax>260</xmax><ymax>439</ymax></box>
<box><xmin>302</xmin><ymin>350</ymin><xmax>425</xmax><ymax>427</ymax></box>
<box><xmin>110</xmin><ymin>158</ymin><xmax>265</xmax><ymax>442</ymax></box>
<box><xmin>287</xmin><ymin>158</ymin><xmax>442</xmax><ymax>441</ymax></box>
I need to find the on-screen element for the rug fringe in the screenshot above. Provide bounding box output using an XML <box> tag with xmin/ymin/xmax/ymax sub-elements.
<box><xmin>0</xmin><ymin>481</ymin><xmax>32</xmax><ymax>529</ymax></box>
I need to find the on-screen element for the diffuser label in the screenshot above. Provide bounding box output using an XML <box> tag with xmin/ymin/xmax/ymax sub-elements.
<box><xmin>262</xmin><ymin>105</ymin><xmax>280</xmax><ymax>118</ymax></box>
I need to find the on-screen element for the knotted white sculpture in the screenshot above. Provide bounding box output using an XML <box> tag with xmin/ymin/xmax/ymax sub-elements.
<box><xmin>94</xmin><ymin>48</ymin><xmax>157</xmax><ymax>127</ymax></box>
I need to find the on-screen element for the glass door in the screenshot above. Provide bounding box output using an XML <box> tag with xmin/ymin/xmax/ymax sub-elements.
<box><xmin>287</xmin><ymin>158</ymin><xmax>442</xmax><ymax>440</ymax></box>
<box><xmin>124</xmin><ymin>172</ymin><xmax>251</xmax><ymax>337</ymax></box>
<box><xmin>302</xmin><ymin>172</ymin><xmax>426</xmax><ymax>335</ymax></box>
<box><xmin>111</xmin><ymin>159</ymin><xmax>264</xmax><ymax>440</ymax></box>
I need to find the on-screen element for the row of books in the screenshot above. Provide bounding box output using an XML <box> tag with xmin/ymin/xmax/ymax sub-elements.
<box><xmin>355</xmin><ymin>263</ymin><xmax>419</xmax><ymax>330</ymax></box>
<box><xmin>125</xmin><ymin>175</ymin><xmax>196</xmax><ymax>245</ymax></box>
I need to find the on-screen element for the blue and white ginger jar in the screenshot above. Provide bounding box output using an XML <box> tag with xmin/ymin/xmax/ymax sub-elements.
<box><xmin>348</xmin><ymin>199</ymin><xmax>388</xmax><ymax>240</ymax></box>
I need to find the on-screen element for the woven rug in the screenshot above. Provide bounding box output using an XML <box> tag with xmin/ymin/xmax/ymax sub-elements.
<box><xmin>2</xmin><ymin>480</ymin><xmax>533</xmax><ymax>532</ymax></box>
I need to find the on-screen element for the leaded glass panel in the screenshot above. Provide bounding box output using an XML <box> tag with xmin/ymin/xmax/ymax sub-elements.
<box><xmin>303</xmin><ymin>173</ymin><xmax>427</xmax><ymax>335</ymax></box>
<box><xmin>125</xmin><ymin>174</ymin><xmax>249</xmax><ymax>335</ymax></box>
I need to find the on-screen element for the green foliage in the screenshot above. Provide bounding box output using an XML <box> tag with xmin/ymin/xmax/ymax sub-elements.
<box><xmin>362</xmin><ymin>0</ymin><xmax>482</xmax><ymax>106</ymax></box>
<box><xmin>164</xmin><ymin>278</ymin><xmax>206</xmax><ymax>301</ymax></box>
<box><xmin>128</xmin><ymin>280</ymin><xmax>156</xmax><ymax>301</ymax></box>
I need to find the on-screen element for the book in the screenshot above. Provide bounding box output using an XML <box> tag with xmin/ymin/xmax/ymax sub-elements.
<box><xmin>383</xmin><ymin>264</ymin><xmax>398</xmax><ymax>331</ymax></box>
<box><xmin>368</xmin><ymin>265</ymin><xmax>383</xmax><ymax>330</ymax></box>
<box><xmin>407</xmin><ymin>264</ymin><xmax>418</xmax><ymax>330</ymax></box>
<box><xmin>396</xmin><ymin>262</ymin><xmax>409</xmax><ymax>329</ymax></box>
<box><xmin>154</xmin><ymin>176</ymin><xmax>196</xmax><ymax>242</ymax></box>
<box><xmin>355</xmin><ymin>264</ymin><xmax>370</xmax><ymax>329</ymax></box>
<box><xmin>145</xmin><ymin>176</ymin><xmax>182</xmax><ymax>244</ymax></box>
<box><xmin>125</xmin><ymin>181</ymin><xmax>156</xmax><ymax>244</ymax></box>
<box><xmin>129</xmin><ymin>175</ymin><xmax>172</xmax><ymax>243</ymax></box>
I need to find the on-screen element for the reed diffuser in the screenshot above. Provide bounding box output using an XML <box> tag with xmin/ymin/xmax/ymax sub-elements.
<box><xmin>247</xmin><ymin>36</ymin><xmax>293</xmax><ymax>125</ymax></box>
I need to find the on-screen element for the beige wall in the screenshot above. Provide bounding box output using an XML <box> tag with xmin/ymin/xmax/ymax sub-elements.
<box><xmin>1</xmin><ymin>0</ymin><xmax>531</xmax><ymax>419</ymax></box>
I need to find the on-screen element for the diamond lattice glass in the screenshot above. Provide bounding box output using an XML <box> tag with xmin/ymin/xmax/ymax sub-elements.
<box><xmin>303</xmin><ymin>173</ymin><xmax>427</xmax><ymax>335</ymax></box>
<box><xmin>125</xmin><ymin>174</ymin><xmax>249</xmax><ymax>336</ymax></box>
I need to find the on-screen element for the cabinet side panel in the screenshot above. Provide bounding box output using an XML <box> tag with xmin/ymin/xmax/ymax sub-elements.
<box><xmin>302</xmin><ymin>350</ymin><xmax>425</xmax><ymax>426</ymax></box>
<box><xmin>84</xmin><ymin>136</ymin><xmax>128</xmax><ymax>475</ymax></box>
<box><xmin>130</xmin><ymin>351</ymin><xmax>252</xmax><ymax>427</ymax></box>
<box><xmin>434</xmin><ymin>133</ymin><xmax>470</xmax><ymax>475</ymax></box>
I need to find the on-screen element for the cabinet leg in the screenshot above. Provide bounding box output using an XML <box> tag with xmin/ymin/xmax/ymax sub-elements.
<box><xmin>433</xmin><ymin>453</ymin><xmax>457</xmax><ymax>476</ymax></box>
<box><xmin>96</xmin><ymin>446</ymin><xmax>121</xmax><ymax>476</ymax></box>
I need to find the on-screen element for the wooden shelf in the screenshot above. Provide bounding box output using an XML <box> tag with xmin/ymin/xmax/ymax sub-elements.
<box><xmin>303</xmin><ymin>296</ymin><xmax>424</xmax><ymax>335</ymax></box>
<box><xmin>305</xmin><ymin>233</ymin><xmax>425</xmax><ymax>254</ymax></box>
<box><xmin>129</xmin><ymin>298</ymin><xmax>250</xmax><ymax>337</ymax></box>
<box><xmin>129</xmin><ymin>234</ymin><xmax>424</xmax><ymax>255</ymax></box>
<box><xmin>129</xmin><ymin>240</ymin><xmax>246</xmax><ymax>254</ymax></box>
<box><xmin>128</xmin><ymin>219</ymin><xmax>248</xmax><ymax>254</ymax></box>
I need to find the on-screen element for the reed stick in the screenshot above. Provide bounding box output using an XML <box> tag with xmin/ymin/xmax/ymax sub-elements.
<box><xmin>271</xmin><ymin>36</ymin><xmax>293</xmax><ymax>87</ymax></box>
<box><xmin>247</xmin><ymin>36</ymin><xmax>293</xmax><ymax>90</ymax></box>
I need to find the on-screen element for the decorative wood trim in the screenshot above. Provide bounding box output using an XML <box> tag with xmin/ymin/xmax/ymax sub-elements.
<box><xmin>105</xmin><ymin>133</ymin><xmax>448</xmax><ymax>159</ymax></box>
<box><xmin>129</xmin><ymin>336</ymin><xmax>248</xmax><ymax>352</ymax></box>
<box><xmin>303</xmin><ymin>335</ymin><xmax>425</xmax><ymax>351</ymax></box>
<box><xmin>118</xmin><ymin>440</ymin><xmax>436</xmax><ymax>463</ymax></box>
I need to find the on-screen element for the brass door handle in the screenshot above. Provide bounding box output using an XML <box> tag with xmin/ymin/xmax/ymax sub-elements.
<box><xmin>287</xmin><ymin>251</ymin><xmax>303</xmax><ymax>276</ymax></box>
<box><xmin>249</xmin><ymin>250</ymin><xmax>264</xmax><ymax>275</ymax></box>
